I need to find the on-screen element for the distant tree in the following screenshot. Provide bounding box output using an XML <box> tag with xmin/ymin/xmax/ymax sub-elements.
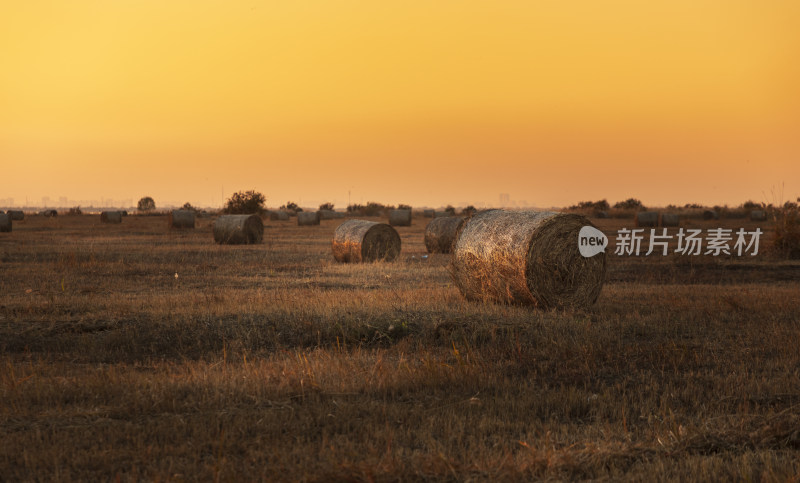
<box><xmin>461</xmin><ymin>205</ymin><xmax>477</xmax><ymax>216</ymax></box>
<box><xmin>137</xmin><ymin>196</ymin><xmax>156</xmax><ymax>212</ymax></box>
<box><xmin>445</xmin><ymin>205</ymin><xmax>456</xmax><ymax>215</ymax></box>
<box><xmin>397</xmin><ymin>203</ymin><xmax>412</xmax><ymax>211</ymax></box>
<box><xmin>347</xmin><ymin>203</ymin><xmax>363</xmax><ymax>214</ymax></box>
<box><xmin>319</xmin><ymin>202</ymin><xmax>335</xmax><ymax>211</ymax></box>
<box><xmin>224</xmin><ymin>190</ymin><xmax>266</xmax><ymax>214</ymax></box>
<box><xmin>67</xmin><ymin>206</ymin><xmax>82</xmax><ymax>216</ymax></box>
<box><xmin>181</xmin><ymin>202</ymin><xmax>197</xmax><ymax>212</ymax></box>
<box><xmin>280</xmin><ymin>201</ymin><xmax>302</xmax><ymax>212</ymax></box>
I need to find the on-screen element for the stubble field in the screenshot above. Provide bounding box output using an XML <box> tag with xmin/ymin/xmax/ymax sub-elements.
<box><xmin>1</xmin><ymin>213</ymin><xmax>799</xmax><ymax>481</ymax></box>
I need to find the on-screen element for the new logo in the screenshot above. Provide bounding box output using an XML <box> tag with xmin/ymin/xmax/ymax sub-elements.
<box><xmin>579</xmin><ymin>226</ymin><xmax>608</xmax><ymax>257</ymax></box>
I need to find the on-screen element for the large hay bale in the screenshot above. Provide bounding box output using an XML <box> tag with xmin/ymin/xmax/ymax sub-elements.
<box><xmin>39</xmin><ymin>209</ymin><xmax>57</xmax><ymax>217</ymax></box>
<box><xmin>213</xmin><ymin>214</ymin><xmax>263</xmax><ymax>244</ymax></box>
<box><xmin>661</xmin><ymin>213</ymin><xmax>680</xmax><ymax>227</ymax></box>
<box><xmin>388</xmin><ymin>209</ymin><xmax>412</xmax><ymax>226</ymax></box>
<box><xmin>7</xmin><ymin>210</ymin><xmax>24</xmax><ymax>221</ymax></box>
<box><xmin>635</xmin><ymin>211</ymin><xmax>659</xmax><ymax>227</ymax></box>
<box><xmin>424</xmin><ymin>216</ymin><xmax>465</xmax><ymax>254</ymax></box>
<box><xmin>332</xmin><ymin>219</ymin><xmax>401</xmax><ymax>263</ymax></box>
<box><xmin>703</xmin><ymin>209</ymin><xmax>719</xmax><ymax>220</ymax></box>
<box><xmin>423</xmin><ymin>209</ymin><xmax>435</xmax><ymax>218</ymax></box>
<box><xmin>0</xmin><ymin>213</ymin><xmax>11</xmax><ymax>232</ymax></box>
<box><xmin>169</xmin><ymin>210</ymin><xmax>196</xmax><ymax>228</ymax></box>
<box><xmin>297</xmin><ymin>211</ymin><xmax>320</xmax><ymax>226</ymax></box>
<box><xmin>750</xmin><ymin>210</ymin><xmax>767</xmax><ymax>221</ymax></box>
<box><xmin>100</xmin><ymin>211</ymin><xmax>122</xmax><ymax>224</ymax></box>
<box><xmin>318</xmin><ymin>209</ymin><xmax>338</xmax><ymax>220</ymax></box>
<box><xmin>269</xmin><ymin>210</ymin><xmax>290</xmax><ymax>221</ymax></box>
<box><xmin>450</xmin><ymin>210</ymin><xmax>606</xmax><ymax>309</ymax></box>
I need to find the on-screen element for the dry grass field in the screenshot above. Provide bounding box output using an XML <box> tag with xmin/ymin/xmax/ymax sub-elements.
<box><xmin>1</xmin><ymin>213</ymin><xmax>799</xmax><ymax>481</ymax></box>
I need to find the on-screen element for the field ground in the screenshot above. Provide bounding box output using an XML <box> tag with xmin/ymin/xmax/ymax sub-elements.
<box><xmin>1</xmin><ymin>214</ymin><xmax>799</xmax><ymax>481</ymax></box>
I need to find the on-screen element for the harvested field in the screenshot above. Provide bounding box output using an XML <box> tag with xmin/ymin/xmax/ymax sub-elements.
<box><xmin>0</xmin><ymin>214</ymin><xmax>798</xmax><ymax>481</ymax></box>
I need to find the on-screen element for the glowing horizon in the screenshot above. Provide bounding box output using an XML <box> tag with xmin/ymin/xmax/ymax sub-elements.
<box><xmin>2</xmin><ymin>0</ymin><xmax>799</xmax><ymax>209</ymax></box>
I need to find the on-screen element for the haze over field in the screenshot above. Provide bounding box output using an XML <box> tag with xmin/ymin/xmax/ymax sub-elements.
<box><xmin>2</xmin><ymin>1</ymin><xmax>799</xmax><ymax>208</ymax></box>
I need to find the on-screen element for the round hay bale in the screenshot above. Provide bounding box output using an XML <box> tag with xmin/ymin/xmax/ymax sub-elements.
<box><xmin>750</xmin><ymin>210</ymin><xmax>767</xmax><ymax>221</ymax></box>
<box><xmin>0</xmin><ymin>213</ymin><xmax>11</xmax><ymax>232</ymax></box>
<box><xmin>169</xmin><ymin>210</ymin><xmax>196</xmax><ymax>228</ymax></box>
<box><xmin>332</xmin><ymin>219</ymin><xmax>401</xmax><ymax>263</ymax></box>
<box><xmin>661</xmin><ymin>213</ymin><xmax>680</xmax><ymax>227</ymax></box>
<box><xmin>388</xmin><ymin>209</ymin><xmax>412</xmax><ymax>226</ymax></box>
<box><xmin>450</xmin><ymin>210</ymin><xmax>606</xmax><ymax>309</ymax></box>
<box><xmin>434</xmin><ymin>211</ymin><xmax>450</xmax><ymax>218</ymax></box>
<box><xmin>120</xmin><ymin>210</ymin><xmax>128</xmax><ymax>217</ymax></box>
<box><xmin>269</xmin><ymin>210</ymin><xmax>290</xmax><ymax>221</ymax></box>
<box><xmin>297</xmin><ymin>211</ymin><xmax>320</xmax><ymax>226</ymax></box>
<box><xmin>100</xmin><ymin>211</ymin><xmax>122</xmax><ymax>224</ymax></box>
<box><xmin>423</xmin><ymin>209</ymin><xmax>435</xmax><ymax>218</ymax></box>
<box><xmin>703</xmin><ymin>209</ymin><xmax>719</xmax><ymax>220</ymax></box>
<box><xmin>39</xmin><ymin>209</ymin><xmax>57</xmax><ymax>217</ymax></box>
<box><xmin>635</xmin><ymin>211</ymin><xmax>659</xmax><ymax>227</ymax></box>
<box><xmin>7</xmin><ymin>210</ymin><xmax>24</xmax><ymax>221</ymax></box>
<box><xmin>318</xmin><ymin>209</ymin><xmax>338</xmax><ymax>220</ymax></box>
<box><xmin>213</xmin><ymin>214</ymin><xmax>263</xmax><ymax>244</ymax></box>
<box><xmin>424</xmin><ymin>216</ymin><xmax>465</xmax><ymax>254</ymax></box>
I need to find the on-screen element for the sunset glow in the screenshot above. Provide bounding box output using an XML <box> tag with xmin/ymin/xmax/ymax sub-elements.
<box><xmin>2</xmin><ymin>0</ymin><xmax>799</xmax><ymax>208</ymax></box>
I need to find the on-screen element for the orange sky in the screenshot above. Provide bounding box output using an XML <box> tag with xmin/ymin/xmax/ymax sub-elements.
<box><xmin>2</xmin><ymin>0</ymin><xmax>799</xmax><ymax>209</ymax></box>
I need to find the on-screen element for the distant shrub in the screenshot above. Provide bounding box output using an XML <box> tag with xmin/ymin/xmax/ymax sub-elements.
<box><xmin>319</xmin><ymin>202</ymin><xmax>334</xmax><ymax>211</ymax></box>
<box><xmin>224</xmin><ymin>190</ymin><xmax>266</xmax><ymax>214</ymax></box>
<box><xmin>365</xmin><ymin>202</ymin><xmax>390</xmax><ymax>216</ymax></box>
<box><xmin>742</xmin><ymin>200</ymin><xmax>763</xmax><ymax>210</ymax></box>
<box><xmin>397</xmin><ymin>204</ymin><xmax>412</xmax><ymax>211</ymax></box>
<box><xmin>347</xmin><ymin>202</ymin><xmax>392</xmax><ymax>216</ymax></box>
<box><xmin>445</xmin><ymin>205</ymin><xmax>456</xmax><ymax>215</ymax></box>
<box><xmin>280</xmin><ymin>201</ymin><xmax>302</xmax><ymax>212</ymax></box>
<box><xmin>613</xmin><ymin>198</ymin><xmax>645</xmax><ymax>210</ymax></box>
<box><xmin>461</xmin><ymin>205</ymin><xmax>477</xmax><ymax>216</ymax></box>
<box><xmin>569</xmin><ymin>199</ymin><xmax>610</xmax><ymax>211</ymax></box>
<box><xmin>67</xmin><ymin>206</ymin><xmax>82</xmax><ymax>216</ymax></box>
<box><xmin>137</xmin><ymin>196</ymin><xmax>155</xmax><ymax>212</ymax></box>
<box><xmin>181</xmin><ymin>202</ymin><xmax>198</xmax><ymax>212</ymax></box>
<box><xmin>684</xmin><ymin>203</ymin><xmax>703</xmax><ymax>209</ymax></box>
